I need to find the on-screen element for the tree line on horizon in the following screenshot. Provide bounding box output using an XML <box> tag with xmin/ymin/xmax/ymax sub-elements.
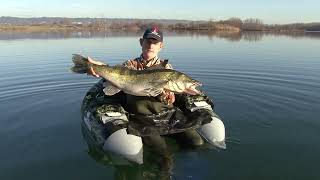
<box><xmin>1</xmin><ymin>16</ymin><xmax>319</xmax><ymax>31</ymax></box>
<box><xmin>54</xmin><ymin>17</ymin><xmax>320</xmax><ymax>32</ymax></box>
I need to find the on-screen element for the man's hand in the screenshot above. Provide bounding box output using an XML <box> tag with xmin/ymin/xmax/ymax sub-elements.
<box><xmin>159</xmin><ymin>90</ymin><xmax>175</xmax><ymax>105</ymax></box>
<box><xmin>87</xmin><ymin>57</ymin><xmax>105</xmax><ymax>77</ymax></box>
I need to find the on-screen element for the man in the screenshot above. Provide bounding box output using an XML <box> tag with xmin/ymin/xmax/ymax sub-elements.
<box><xmin>88</xmin><ymin>27</ymin><xmax>203</xmax><ymax>150</ymax></box>
<box><xmin>88</xmin><ymin>27</ymin><xmax>174</xmax><ymax>106</ymax></box>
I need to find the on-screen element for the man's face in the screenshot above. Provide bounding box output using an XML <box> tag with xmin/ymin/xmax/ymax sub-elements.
<box><xmin>140</xmin><ymin>38</ymin><xmax>163</xmax><ymax>60</ymax></box>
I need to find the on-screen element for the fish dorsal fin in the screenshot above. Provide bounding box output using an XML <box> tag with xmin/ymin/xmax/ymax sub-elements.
<box><xmin>147</xmin><ymin>64</ymin><xmax>165</xmax><ymax>70</ymax></box>
<box><xmin>163</xmin><ymin>59</ymin><xmax>169</xmax><ymax>67</ymax></box>
<box><xmin>147</xmin><ymin>59</ymin><xmax>169</xmax><ymax>70</ymax></box>
<box><xmin>103</xmin><ymin>84</ymin><xmax>121</xmax><ymax>96</ymax></box>
<box><xmin>113</xmin><ymin>64</ymin><xmax>123</xmax><ymax>68</ymax></box>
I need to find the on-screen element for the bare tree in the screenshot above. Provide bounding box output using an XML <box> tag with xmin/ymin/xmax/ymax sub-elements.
<box><xmin>242</xmin><ymin>18</ymin><xmax>264</xmax><ymax>31</ymax></box>
<box><xmin>224</xmin><ymin>17</ymin><xmax>243</xmax><ymax>28</ymax></box>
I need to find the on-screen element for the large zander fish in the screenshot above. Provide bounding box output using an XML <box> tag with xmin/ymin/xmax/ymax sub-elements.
<box><xmin>71</xmin><ymin>54</ymin><xmax>202</xmax><ymax>96</ymax></box>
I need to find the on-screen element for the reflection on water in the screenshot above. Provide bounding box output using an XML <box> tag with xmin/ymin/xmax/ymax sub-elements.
<box><xmin>81</xmin><ymin>120</ymin><xmax>174</xmax><ymax>180</ymax></box>
<box><xmin>82</xmin><ymin>119</ymin><xmax>218</xmax><ymax>180</ymax></box>
<box><xmin>87</xmin><ymin>147</ymin><xmax>174</xmax><ymax>180</ymax></box>
<box><xmin>1</xmin><ymin>29</ymin><xmax>320</xmax><ymax>41</ymax></box>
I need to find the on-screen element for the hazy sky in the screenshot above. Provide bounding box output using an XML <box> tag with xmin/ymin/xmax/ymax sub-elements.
<box><xmin>1</xmin><ymin>0</ymin><xmax>319</xmax><ymax>24</ymax></box>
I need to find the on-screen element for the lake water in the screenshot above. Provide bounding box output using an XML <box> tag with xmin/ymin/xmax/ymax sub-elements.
<box><xmin>0</xmin><ymin>30</ymin><xmax>319</xmax><ymax>180</ymax></box>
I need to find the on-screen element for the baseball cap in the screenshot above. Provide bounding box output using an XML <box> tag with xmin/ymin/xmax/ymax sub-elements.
<box><xmin>142</xmin><ymin>27</ymin><xmax>163</xmax><ymax>42</ymax></box>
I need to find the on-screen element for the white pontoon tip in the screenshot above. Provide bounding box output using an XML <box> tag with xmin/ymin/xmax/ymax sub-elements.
<box><xmin>197</xmin><ymin>116</ymin><xmax>226</xmax><ymax>149</ymax></box>
<box><xmin>103</xmin><ymin>128</ymin><xmax>144</xmax><ymax>164</ymax></box>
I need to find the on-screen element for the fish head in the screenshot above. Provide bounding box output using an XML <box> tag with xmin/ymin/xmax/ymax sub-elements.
<box><xmin>168</xmin><ymin>74</ymin><xmax>202</xmax><ymax>95</ymax></box>
<box><xmin>184</xmin><ymin>79</ymin><xmax>202</xmax><ymax>95</ymax></box>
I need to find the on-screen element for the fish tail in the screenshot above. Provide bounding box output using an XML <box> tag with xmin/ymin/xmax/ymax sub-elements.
<box><xmin>71</xmin><ymin>54</ymin><xmax>90</xmax><ymax>74</ymax></box>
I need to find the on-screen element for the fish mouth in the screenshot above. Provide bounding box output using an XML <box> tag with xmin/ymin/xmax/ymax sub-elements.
<box><xmin>184</xmin><ymin>82</ymin><xmax>202</xmax><ymax>95</ymax></box>
<box><xmin>194</xmin><ymin>81</ymin><xmax>202</xmax><ymax>86</ymax></box>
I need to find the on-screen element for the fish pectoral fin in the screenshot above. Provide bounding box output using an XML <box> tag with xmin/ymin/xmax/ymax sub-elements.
<box><xmin>148</xmin><ymin>89</ymin><xmax>164</xmax><ymax>97</ymax></box>
<box><xmin>140</xmin><ymin>88</ymin><xmax>164</xmax><ymax>97</ymax></box>
<box><xmin>103</xmin><ymin>84</ymin><xmax>121</xmax><ymax>96</ymax></box>
<box><xmin>142</xmin><ymin>81</ymin><xmax>169</xmax><ymax>96</ymax></box>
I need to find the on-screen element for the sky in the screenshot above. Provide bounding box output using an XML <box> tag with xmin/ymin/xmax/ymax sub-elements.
<box><xmin>1</xmin><ymin>0</ymin><xmax>319</xmax><ymax>24</ymax></box>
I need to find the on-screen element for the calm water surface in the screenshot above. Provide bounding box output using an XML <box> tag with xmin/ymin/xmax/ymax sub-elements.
<box><xmin>0</xmin><ymin>31</ymin><xmax>319</xmax><ymax>179</ymax></box>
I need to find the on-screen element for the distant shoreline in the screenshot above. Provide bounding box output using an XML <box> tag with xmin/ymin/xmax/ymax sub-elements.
<box><xmin>0</xmin><ymin>24</ymin><xmax>242</xmax><ymax>32</ymax></box>
<box><xmin>0</xmin><ymin>24</ymin><xmax>310</xmax><ymax>33</ymax></box>
<box><xmin>1</xmin><ymin>16</ymin><xmax>320</xmax><ymax>32</ymax></box>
